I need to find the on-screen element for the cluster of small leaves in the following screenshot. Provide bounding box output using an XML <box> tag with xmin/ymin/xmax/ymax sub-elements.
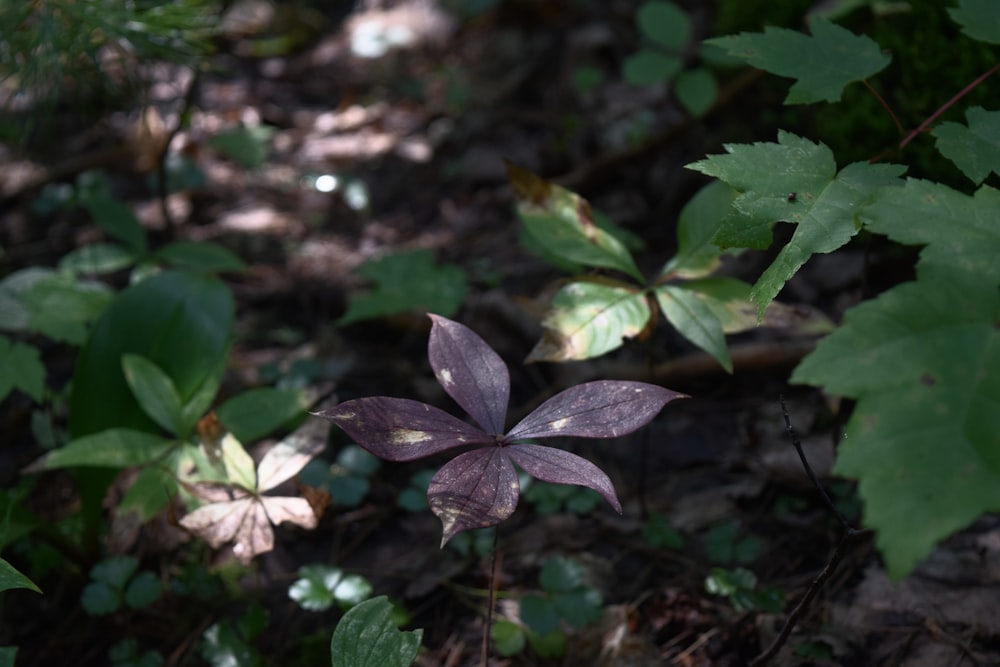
<box><xmin>493</xmin><ymin>556</ymin><xmax>603</xmax><ymax>658</ymax></box>
<box><xmin>693</xmin><ymin>0</ymin><xmax>1000</xmax><ymax>578</ymax></box>
<box><xmin>289</xmin><ymin>564</ymin><xmax>372</xmax><ymax>612</ymax></box>
<box><xmin>641</xmin><ymin>513</ymin><xmax>685</xmax><ymax>550</ymax></box>
<box><xmin>318</xmin><ymin>315</ymin><xmax>683</xmax><ymax>544</ymax></box>
<box><xmin>330</xmin><ymin>596</ymin><xmax>423</xmax><ymax>667</ymax></box>
<box><xmin>299</xmin><ymin>445</ymin><xmax>381</xmax><ymax>508</ymax></box>
<box><xmin>623</xmin><ymin>1</ymin><xmax>719</xmax><ymax>116</ymax></box>
<box><xmin>522</xmin><ymin>479</ymin><xmax>602</xmax><ymax>516</ymax></box>
<box><xmin>704</xmin><ymin>520</ymin><xmax>763</xmax><ymax>565</ymax></box>
<box><xmin>81</xmin><ymin>556</ymin><xmax>162</xmax><ymax>616</ymax></box>
<box><xmin>509</xmin><ymin>163</ymin><xmax>829</xmax><ymax>372</ymax></box>
<box><xmin>200</xmin><ymin>604</ymin><xmax>268</xmax><ymax>667</ymax></box>
<box><xmin>109</xmin><ymin>638</ymin><xmax>163</xmax><ymax>667</ymax></box>
<box><xmin>704</xmin><ymin>567</ymin><xmax>783</xmax><ymax>613</ymax></box>
<box><xmin>338</xmin><ymin>250</ymin><xmax>467</xmax><ymax>326</ymax></box>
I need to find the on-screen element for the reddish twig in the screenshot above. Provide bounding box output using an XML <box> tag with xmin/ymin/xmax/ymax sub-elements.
<box><xmin>898</xmin><ymin>63</ymin><xmax>1000</xmax><ymax>150</ymax></box>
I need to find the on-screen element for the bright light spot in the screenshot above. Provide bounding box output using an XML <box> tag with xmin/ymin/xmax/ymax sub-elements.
<box><xmin>550</xmin><ymin>418</ymin><xmax>568</xmax><ymax>430</ymax></box>
<box><xmin>315</xmin><ymin>174</ymin><xmax>339</xmax><ymax>192</ymax></box>
<box><xmin>351</xmin><ymin>20</ymin><xmax>415</xmax><ymax>58</ymax></box>
<box><xmin>440</xmin><ymin>369</ymin><xmax>454</xmax><ymax>386</ymax></box>
<box><xmin>390</xmin><ymin>429</ymin><xmax>431</xmax><ymax>445</ymax></box>
<box><xmin>344</xmin><ymin>181</ymin><xmax>369</xmax><ymax>210</ymax></box>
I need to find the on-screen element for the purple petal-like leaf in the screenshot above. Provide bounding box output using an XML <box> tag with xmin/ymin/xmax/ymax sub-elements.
<box><xmin>507</xmin><ymin>381</ymin><xmax>685</xmax><ymax>441</ymax></box>
<box><xmin>428</xmin><ymin>447</ymin><xmax>519</xmax><ymax>545</ymax></box>
<box><xmin>428</xmin><ymin>314</ymin><xmax>510</xmax><ymax>435</ymax></box>
<box><xmin>316</xmin><ymin>397</ymin><xmax>490</xmax><ymax>461</ymax></box>
<box><xmin>506</xmin><ymin>444</ymin><xmax>622</xmax><ymax>514</ymax></box>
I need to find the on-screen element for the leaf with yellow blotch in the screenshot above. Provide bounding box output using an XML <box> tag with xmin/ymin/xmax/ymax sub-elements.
<box><xmin>507</xmin><ymin>163</ymin><xmax>645</xmax><ymax>282</ymax></box>
<box><xmin>179</xmin><ymin>425</ymin><xmax>328</xmax><ymax>564</ymax></box>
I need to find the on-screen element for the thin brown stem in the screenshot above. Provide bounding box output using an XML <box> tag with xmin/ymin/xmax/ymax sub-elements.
<box><xmin>482</xmin><ymin>528</ymin><xmax>499</xmax><ymax>667</ymax></box>
<box><xmin>862</xmin><ymin>79</ymin><xmax>904</xmax><ymax>135</ymax></box>
<box><xmin>899</xmin><ymin>63</ymin><xmax>1000</xmax><ymax>150</ymax></box>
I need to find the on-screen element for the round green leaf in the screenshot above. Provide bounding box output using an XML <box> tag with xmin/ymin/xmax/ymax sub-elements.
<box><xmin>636</xmin><ymin>1</ymin><xmax>691</xmax><ymax>49</ymax></box>
<box><xmin>491</xmin><ymin>621</ymin><xmax>526</xmax><ymax>657</ymax></box>
<box><xmin>539</xmin><ymin>556</ymin><xmax>586</xmax><ymax>594</ymax></box>
<box><xmin>91</xmin><ymin>556</ymin><xmax>139</xmax><ymax>589</ymax></box>
<box><xmin>154</xmin><ymin>241</ymin><xmax>246</xmax><ymax>273</ymax></box>
<box><xmin>81</xmin><ymin>581</ymin><xmax>121</xmax><ymax>616</ymax></box>
<box><xmin>519</xmin><ymin>595</ymin><xmax>560</xmax><ymax>636</ymax></box>
<box><xmin>125</xmin><ymin>571</ymin><xmax>163</xmax><ymax>609</ymax></box>
<box><xmin>59</xmin><ymin>243</ymin><xmax>137</xmax><ymax>275</ymax></box>
<box><xmin>624</xmin><ymin>50</ymin><xmax>682</xmax><ymax>86</ymax></box>
<box><xmin>216</xmin><ymin>387</ymin><xmax>305</xmax><ymax>444</ymax></box>
<box><xmin>675</xmin><ymin>67</ymin><xmax>718</xmax><ymax>117</ymax></box>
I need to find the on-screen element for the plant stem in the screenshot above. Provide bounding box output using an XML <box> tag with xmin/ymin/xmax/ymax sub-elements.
<box><xmin>899</xmin><ymin>63</ymin><xmax>1000</xmax><ymax>150</ymax></box>
<box><xmin>482</xmin><ymin>527</ymin><xmax>499</xmax><ymax>667</ymax></box>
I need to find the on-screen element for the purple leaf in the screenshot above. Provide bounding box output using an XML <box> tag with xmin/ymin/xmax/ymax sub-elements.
<box><xmin>507</xmin><ymin>381</ymin><xmax>685</xmax><ymax>440</ymax></box>
<box><xmin>428</xmin><ymin>314</ymin><xmax>510</xmax><ymax>435</ymax></box>
<box><xmin>316</xmin><ymin>397</ymin><xmax>490</xmax><ymax>461</ymax></box>
<box><xmin>506</xmin><ymin>444</ymin><xmax>622</xmax><ymax>514</ymax></box>
<box><xmin>428</xmin><ymin>447</ymin><xmax>519</xmax><ymax>545</ymax></box>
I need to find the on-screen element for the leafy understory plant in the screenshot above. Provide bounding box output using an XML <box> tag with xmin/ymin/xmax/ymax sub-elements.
<box><xmin>330</xmin><ymin>596</ymin><xmax>423</xmax><ymax>667</ymax></box>
<box><xmin>289</xmin><ymin>564</ymin><xmax>373</xmax><ymax>612</ymax></box>
<box><xmin>692</xmin><ymin>0</ymin><xmax>1000</xmax><ymax>578</ymax></box>
<box><xmin>317</xmin><ymin>314</ymin><xmax>684</xmax><ymax>544</ymax></box>
<box><xmin>81</xmin><ymin>555</ymin><xmax>162</xmax><ymax>616</ymax></box>
<box><xmin>508</xmin><ymin>164</ymin><xmax>830</xmax><ymax>372</ymax></box>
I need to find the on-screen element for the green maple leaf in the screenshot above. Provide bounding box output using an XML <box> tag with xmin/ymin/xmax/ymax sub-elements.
<box><xmin>792</xmin><ymin>271</ymin><xmax>1000</xmax><ymax>579</ymax></box>
<box><xmin>948</xmin><ymin>0</ymin><xmax>1000</xmax><ymax>45</ymax></box>
<box><xmin>863</xmin><ymin>179</ymin><xmax>1000</xmax><ymax>281</ymax></box>
<box><xmin>932</xmin><ymin>107</ymin><xmax>1000</xmax><ymax>185</ymax></box>
<box><xmin>688</xmin><ymin>131</ymin><xmax>905</xmax><ymax>318</ymax></box>
<box><xmin>704</xmin><ymin>17</ymin><xmax>890</xmax><ymax>104</ymax></box>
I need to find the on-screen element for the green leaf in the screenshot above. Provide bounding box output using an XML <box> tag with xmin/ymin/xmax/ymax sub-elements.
<box><xmin>704</xmin><ymin>17</ymin><xmax>890</xmax><ymax>104</ymax></box>
<box><xmin>69</xmin><ymin>270</ymin><xmax>234</xmax><ymax>438</ymax></box>
<box><xmin>218</xmin><ymin>434</ymin><xmax>257</xmax><ymax>491</ymax></box>
<box><xmin>636</xmin><ymin>1</ymin><xmax>690</xmax><ymax>49</ymax></box>
<box><xmin>674</xmin><ymin>67</ymin><xmax>718</xmax><ymax>117</ymax></box>
<box><xmin>792</xmin><ymin>272</ymin><xmax>1000</xmax><ymax>579</ymax></box>
<box><xmin>59</xmin><ymin>243</ymin><xmax>137</xmax><ymax>275</ymax></box>
<box><xmin>948</xmin><ymin>0</ymin><xmax>1000</xmax><ymax>45</ymax></box>
<box><xmin>208</xmin><ymin>125</ymin><xmax>275</xmax><ymax>169</ymax></box>
<box><xmin>662</xmin><ymin>180</ymin><xmax>737</xmax><ymax>279</ymax></box>
<box><xmin>539</xmin><ymin>556</ymin><xmax>586</xmax><ymax>594</ymax></box>
<box><xmin>216</xmin><ymin>387</ymin><xmax>305</xmax><ymax>444</ymax></box>
<box><xmin>527</xmin><ymin>281</ymin><xmax>650</xmax><ymax>362</ymax></box>
<box><xmin>80</xmin><ymin>191</ymin><xmax>148</xmax><ymax>254</ymax></box>
<box><xmin>0</xmin><ymin>335</ymin><xmax>45</xmax><ymax>402</ymax></box>
<box><xmin>690</xmin><ymin>132</ymin><xmax>905</xmax><ymax>316</ymax></box>
<box><xmin>931</xmin><ymin>107</ymin><xmax>1000</xmax><ymax>185</ymax></box>
<box><xmin>290</xmin><ymin>565</ymin><xmax>372</xmax><ymax>612</ymax></box>
<box><xmin>21</xmin><ymin>274</ymin><xmax>114</xmax><ymax>344</ymax></box>
<box><xmin>118</xmin><ymin>464</ymin><xmax>179</xmax><ymax>521</ymax></box>
<box><xmin>655</xmin><ymin>285</ymin><xmax>732</xmax><ymax>372</ymax></box>
<box><xmin>642</xmin><ymin>513</ymin><xmax>685</xmax><ymax>549</ymax></box>
<box><xmin>551</xmin><ymin>588</ymin><xmax>602</xmax><ymax>628</ymax></box>
<box><xmin>508</xmin><ymin>164</ymin><xmax>644</xmax><ymax>282</ymax></box>
<box><xmin>520</xmin><ymin>595</ymin><xmax>560</xmax><ymax>636</ymax></box>
<box><xmin>0</xmin><ymin>647</ymin><xmax>17</xmax><ymax>667</ymax></box>
<box><xmin>526</xmin><ymin>630</ymin><xmax>567</xmax><ymax>658</ymax></box>
<box><xmin>330</xmin><ymin>596</ymin><xmax>422</xmax><ymax>667</ymax></box>
<box><xmin>81</xmin><ymin>581</ymin><xmax>121</xmax><ymax>616</ymax></box>
<box><xmin>178</xmin><ymin>356</ymin><xmax>226</xmax><ymax>436</ymax></box>
<box><xmin>623</xmin><ymin>50</ymin><xmax>682</xmax><ymax>86</ymax></box>
<box><xmin>91</xmin><ymin>555</ymin><xmax>139</xmax><ymax>589</ymax></box>
<box><xmin>34</xmin><ymin>428</ymin><xmax>173</xmax><ymax>470</ymax></box>
<box><xmin>491</xmin><ymin>621</ymin><xmax>526</xmax><ymax>657</ymax></box>
<box><xmin>201</xmin><ymin>621</ymin><xmax>261</xmax><ymax>667</ymax></box>
<box><xmin>122</xmin><ymin>355</ymin><xmax>185</xmax><ymax>436</ymax></box>
<box><xmin>864</xmin><ymin>180</ymin><xmax>1000</xmax><ymax>281</ymax></box>
<box><xmin>154</xmin><ymin>241</ymin><xmax>246</xmax><ymax>273</ymax></box>
<box><xmin>124</xmin><ymin>571</ymin><xmax>162</xmax><ymax>609</ymax></box>
<box><xmin>0</xmin><ymin>557</ymin><xmax>41</xmax><ymax>593</ymax></box>
<box><xmin>338</xmin><ymin>250</ymin><xmax>466</xmax><ymax>326</ymax></box>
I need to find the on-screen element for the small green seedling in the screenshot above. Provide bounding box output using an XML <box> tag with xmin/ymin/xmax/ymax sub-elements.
<box><xmin>81</xmin><ymin>555</ymin><xmax>162</xmax><ymax>616</ymax></box>
<box><xmin>338</xmin><ymin>250</ymin><xmax>467</xmax><ymax>326</ymax></box>
<box><xmin>642</xmin><ymin>513</ymin><xmax>685</xmax><ymax>550</ymax></box>
<box><xmin>704</xmin><ymin>567</ymin><xmax>783</xmax><ymax>613</ymax></box>
<box><xmin>704</xmin><ymin>521</ymin><xmax>763</xmax><ymax>565</ymax></box>
<box><xmin>523</xmin><ymin>479</ymin><xmax>602</xmax><ymax>516</ymax></box>
<box><xmin>109</xmin><ymin>638</ymin><xmax>163</xmax><ymax>667</ymax></box>
<box><xmin>330</xmin><ymin>596</ymin><xmax>422</xmax><ymax>667</ymax></box>
<box><xmin>200</xmin><ymin>604</ymin><xmax>268</xmax><ymax>667</ymax></box>
<box><xmin>289</xmin><ymin>564</ymin><xmax>373</xmax><ymax>612</ymax></box>
<box><xmin>495</xmin><ymin>556</ymin><xmax>604</xmax><ymax>659</ymax></box>
<box><xmin>623</xmin><ymin>1</ymin><xmax>719</xmax><ymax>115</ymax></box>
<box><xmin>299</xmin><ymin>445</ymin><xmax>381</xmax><ymax>508</ymax></box>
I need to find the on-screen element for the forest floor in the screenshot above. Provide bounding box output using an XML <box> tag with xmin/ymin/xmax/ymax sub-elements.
<box><xmin>3</xmin><ymin>1</ymin><xmax>1000</xmax><ymax>666</ymax></box>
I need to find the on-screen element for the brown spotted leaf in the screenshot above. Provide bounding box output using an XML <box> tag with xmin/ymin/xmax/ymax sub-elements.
<box><xmin>317</xmin><ymin>397</ymin><xmax>491</xmax><ymax>461</ymax></box>
<box><xmin>507</xmin><ymin>381</ymin><xmax>685</xmax><ymax>440</ymax></box>
<box><xmin>505</xmin><ymin>444</ymin><xmax>622</xmax><ymax>513</ymax></box>
<box><xmin>428</xmin><ymin>313</ymin><xmax>509</xmax><ymax>434</ymax></box>
<box><xmin>428</xmin><ymin>448</ymin><xmax>519</xmax><ymax>546</ymax></box>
